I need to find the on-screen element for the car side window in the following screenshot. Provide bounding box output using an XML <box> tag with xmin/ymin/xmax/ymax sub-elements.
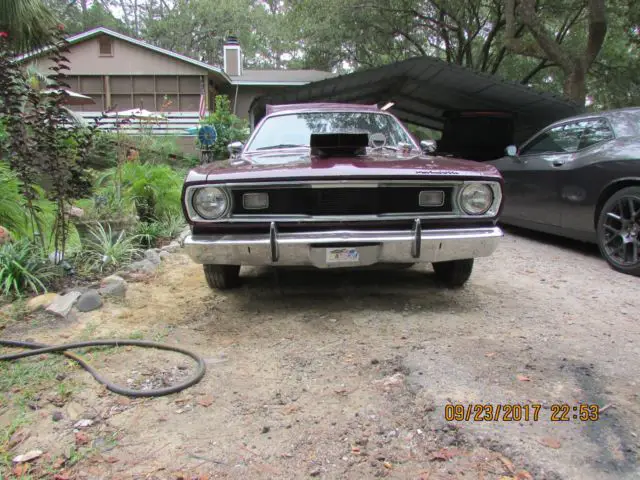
<box><xmin>520</xmin><ymin>118</ymin><xmax>614</xmax><ymax>156</ymax></box>
<box><xmin>576</xmin><ymin>118</ymin><xmax>614</xmax><ymax>149</ymax></box>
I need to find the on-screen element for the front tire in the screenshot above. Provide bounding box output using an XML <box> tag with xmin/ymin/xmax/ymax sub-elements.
<box><xmin>203</xmin><ymin>264</ymin><xmax>242</xmax><ymax>290</ymax></box>
<box><xmin>432</xmin><ymin>259</ymin><xmax>474</xmax><ymax>288</ymax></box>
<box><xmin>597</xmin><ymin>186</ymin><xmax>640</xmax><ymax>277</ymax></box>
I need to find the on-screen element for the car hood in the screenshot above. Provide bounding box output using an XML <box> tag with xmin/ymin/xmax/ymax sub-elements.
<box><xmin>187</xmin><ymin>149</ymin><xmax>501</xmax><ymax>184</ymax></box>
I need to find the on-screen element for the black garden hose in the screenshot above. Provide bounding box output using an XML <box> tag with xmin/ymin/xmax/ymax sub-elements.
<box><xmin>0</xmin><ymin>339</ymin><xmax>206</xmax><ymax>397</ymax></box>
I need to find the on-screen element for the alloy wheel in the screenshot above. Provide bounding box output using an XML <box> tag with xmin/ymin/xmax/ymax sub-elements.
<box><xmin>602</xmin><ymin>195</ymin><xmax>640</xmax><ymax>267</ymax></box>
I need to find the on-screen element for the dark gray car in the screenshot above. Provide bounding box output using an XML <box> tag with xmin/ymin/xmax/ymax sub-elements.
<box><xmin>488</xmin><ymin>107</ymin><xmax>640</xmax><ymax>277</ymax></box>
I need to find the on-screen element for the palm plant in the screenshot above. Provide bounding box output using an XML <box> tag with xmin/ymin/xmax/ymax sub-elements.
<box><xmin>0</xmin><ymin>0</ymin><xmax>58</xmax><ymax>54</ymax></box>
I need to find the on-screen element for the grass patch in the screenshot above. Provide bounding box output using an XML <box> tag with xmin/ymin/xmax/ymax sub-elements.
<box><xmin>0</xmin><ymin>356</ymin><xmax>70</xmax><ymax>409</ymax></box>
<box><xmin>0</xmin><ymin>414</ymin><xmax>29</xmax><ymax>475</ymax></box>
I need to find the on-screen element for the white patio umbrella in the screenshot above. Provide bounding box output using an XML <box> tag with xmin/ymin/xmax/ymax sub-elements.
<box><xmin>109</xmin><ymin>108</ymin><xmax>166</xmax><ymax>120</ymax></box>
<box><xmin>42</xmin><ymin>88</ymin><xmax>96</xmax><ymax>106</ymax></box>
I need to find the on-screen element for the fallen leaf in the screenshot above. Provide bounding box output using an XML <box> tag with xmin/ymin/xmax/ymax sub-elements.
<box><xmin>485</xmin><ymin>352</ymin><xmax>497</xmax><ymax>358</ymax></box>
<box><xmin>539</xmin><ymin>437</ymin><xmax>561</xmax><ymax>449</ymax></box>
<box><xmin>515</xmin><ymin>471</ymin><xmax>534</xmax><ymax>480</ymax></box>
<box><xmin>516</xmin><ymin>374</ymin><xmax>531</xmax><ymax>382</ymax></box>
<box><xmin>52</xmin><ymin>457</ymin><xmax>66</xmax><ymax>469</ymax></box>
<box><xmin>12</xmin><ymin>450</ymin><xmax>43</xmax><ymax>463</ymax></box>
<box><xmin>429</xmin><ymin>448</ymin><xmax>460</xmax><ymax>461</ymax></box>
<box><xmin>8</xmin><ymin>430</ymin><xmax>30</xmax><ymax>448</ymax></box>
<box><xmin>498</xmin><ymin>455</ymin><xmax>515</xmax><ymax>473</ymax></box>
<box><xmin>198</xmin><ymin>395</ymin><xmax>214</xmax><ymax>407</ymax></box>
<box><xmin>13</xmin><ymin>463</ymin><xmax>30</xmax><ymax>476</ymax></box>
<box><xmin>75</xmin><ymin>432</ymin><xmax>90</xmax><ymax>446</ymax></box>
<box><xmin>383</xmin><ymin>461</ymin><xmax>393</xmax><ymax>469</ymax></box>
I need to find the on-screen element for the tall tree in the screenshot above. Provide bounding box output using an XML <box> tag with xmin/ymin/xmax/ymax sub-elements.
<box><xmin>504</xmin><ymin>0</ymin><xmax>607</xmax><ymax>104</ymax></box>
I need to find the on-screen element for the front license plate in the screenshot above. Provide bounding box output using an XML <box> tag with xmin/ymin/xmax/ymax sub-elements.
<box><xmin>326</xmin><ymin>247</ymin><xmax>360</xmax><ymax>264</ymax></box>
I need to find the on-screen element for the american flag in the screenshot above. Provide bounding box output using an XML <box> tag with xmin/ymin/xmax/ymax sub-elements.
<box><xmin>199</xmin><ymin>80</ymin><xmax>207</xmax><ymax>119</ymax></box>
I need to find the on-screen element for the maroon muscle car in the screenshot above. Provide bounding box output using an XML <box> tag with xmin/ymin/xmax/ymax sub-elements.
<box><xmin>181</xmin><ymin>103</ymin><xmax>505</xmax><ymax>290</ymax></box>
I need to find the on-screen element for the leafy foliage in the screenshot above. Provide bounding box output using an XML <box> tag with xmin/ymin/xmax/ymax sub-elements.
<box><xmin>96</xmin><ymin>162</ymin><xmax>183</xmax><ymax>223</ymax></box>
<box><xmin>0</xmin><ymin>27</ymin><xmax>101</xmax><ymax>261</ymax></box>
<box><xmin>0</xmin><ymin>0</ymin><xmax>58</xmax><ymax>53</ymax></box>
<box><xmin>0</xmin><ymin>162</ymin><xmax>27</xmax><ymax>236</ymax></box>
<box><xmin>200</xmin><ymin>95</ymin><xmax>250</xmax><ymax>160</ymax></box>
<box><xmin>78</xmin><ymin>222</ymin><xmax>142</xmax><ymax>273</ymax></box>
<box><xmin>134</xmin><ymin>212</ymin><xmax>186</xmax><ymax>248</ymax></box>
<box><xmin>0</xmin><ymin>239</ymin><xmax>58</xmax><ymax>297</ymax></box>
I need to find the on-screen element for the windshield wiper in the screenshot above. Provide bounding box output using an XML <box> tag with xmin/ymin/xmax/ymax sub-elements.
<box><xmin>255</xmin><ymin>144</ymin><xmax>306</xmax><ymax>150</ymax></box>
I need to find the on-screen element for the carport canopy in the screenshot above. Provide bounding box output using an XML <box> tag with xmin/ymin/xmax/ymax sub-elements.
<box><xmin>249</xmin><ymin>56</ymin><xmax>583</xmax><ymax>144</ymax></box>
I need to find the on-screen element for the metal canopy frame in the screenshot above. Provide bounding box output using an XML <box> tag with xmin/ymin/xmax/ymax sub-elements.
<box><xmin>249</xmin><ymin>56</ymin><xmax>584</xmax><ymax>142</ymax></box>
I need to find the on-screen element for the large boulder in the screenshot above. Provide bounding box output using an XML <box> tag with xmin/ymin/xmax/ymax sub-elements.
<box><xmin>26</xmin><ymin>293</ymin><xmax>59</xmax><ymax>312</ymax></box>
<box><xmin>75</xmin><ymin>290</ymin><xmax>103</xmax><ymax>312</ymax></box>
<box><xmin>126</xmin><ymin>259</ymin><xmax>158</xmax><ymax>275</ymax></box>
<box><xmin>98</xmin><ymin>275</ymin><xmax>127</xmax><ymax>298</ymax></box>
<box><xmin>144</xmin><ymin>249</ymin><xmax>162</xmax><ymax>265</ymax></box>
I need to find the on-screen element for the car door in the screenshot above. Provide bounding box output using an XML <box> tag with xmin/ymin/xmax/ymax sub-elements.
<box><xmin>556</xmin><ymin>118</ymin><xmax>616</xmax><ymax>235</ymax></box>
<box><xmin>492</xmin><ymin>121</ymin><xmax>584</xmax><ymax>227</ymax></box>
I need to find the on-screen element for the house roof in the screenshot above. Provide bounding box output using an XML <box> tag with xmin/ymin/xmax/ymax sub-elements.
<box><xmin>14</xmin><ymin>27</ymin><xmax>231</xmax><ymax>82</ymax></box>
<box><xmin>15</xmin><ymin>27</ymin><xmax>335</xmax><ymax>87</ymax></box>
<box><xmin>250</xmin><ymin>55</ymin><xmax>584</xmax><ymax>141</ymax></box>
<box><xmin>230</xmin><ymin>69</ymin><xmax>338</xmax><ymax>86</ymax></box>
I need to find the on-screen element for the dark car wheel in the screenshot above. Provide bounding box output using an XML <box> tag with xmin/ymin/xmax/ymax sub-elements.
<box><xmin>597</xmin><ymin>186</ymin><xmax>640</xmax><ymax>277</ymax></box>
<box><xmin>432</xmin><ymin>259</ymin><xmax>474</xmax><ymax>288</ymax></box>
<box><xmin>203</xmin><ymin>264</ymin><xmax>242</xmax><ymax>289</ymax></box>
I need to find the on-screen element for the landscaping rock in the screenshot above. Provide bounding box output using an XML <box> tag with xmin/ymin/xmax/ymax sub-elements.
<box><xmin>45</xmin><ymin>291</ymin><xmax>81</xmax><ymax>319</ymax></box>
<box><xmin>99</xmin><ymin>275</ymin><xmax>127</xmax><ymax>298</ymax></box>
<box><xmin>161</xmin><ymin>241</ymin><xmax>181</xmax><ymax>253</ymax></box>
<box><xmin>75</xmin><ymin>290</ymin><xmax>103</xmax><ymax>312</ymax></box>
<box><xmin>26</xmin><ymin>293</ymin><xmax>59</xmax><ymax>313</ymax></box>
<box><xmin>0</xmin><ymin>225</ymin><xmax>11</xmax><ymax>245</ymax></box>
<box><xmin>144</xmin><ymin>249</ymin><xmax>162</xmax><ymax>265</ymax></box>
<box><xmin>127</xmin><ymin>259</ymin><xmax>159</xmax><ymax>275</ymax></box>
<box><xmin>159</xmin><ymin>251</ymin><xmax>171</xmax><ymax>260</ymax></box>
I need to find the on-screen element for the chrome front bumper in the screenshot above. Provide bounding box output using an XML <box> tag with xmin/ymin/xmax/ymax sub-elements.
<box><xmin>182</xmin><ymin>223</ymin><xmax>503</xmax><ymax>268</ymax></box>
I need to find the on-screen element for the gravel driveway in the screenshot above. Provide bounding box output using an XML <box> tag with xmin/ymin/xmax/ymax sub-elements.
<box><xmin>1</xmin><ymin>227</ymin><xmax>638</xmax><ymax>480</ymax></box>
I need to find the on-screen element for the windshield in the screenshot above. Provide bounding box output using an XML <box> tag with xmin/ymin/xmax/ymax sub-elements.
<box><xmin>247</xmin><ymin>111</ymin><xmax>416</xmax><ymax>151</ymax></box>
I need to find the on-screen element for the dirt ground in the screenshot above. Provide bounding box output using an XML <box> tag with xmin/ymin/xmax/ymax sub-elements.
<box><xmin>1</xmin><ymin>226</ymin><xmax>639</xmax><ymax>480</ymax></box>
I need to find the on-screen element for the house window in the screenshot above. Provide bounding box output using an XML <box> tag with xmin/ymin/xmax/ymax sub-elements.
<box><xmin>98</xmin><ymin>36</ymin><xmax>113</xmax><ymax>56</ymax></box>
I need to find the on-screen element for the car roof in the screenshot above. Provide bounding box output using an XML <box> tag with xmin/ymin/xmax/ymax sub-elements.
<box><xmin>547</xmin><ymin>107</ymin><xmax>640</xmax><ymax>126</ymax></box>
<box><xmin>265</xmin><ymin>103</ymin><xmax>381</xmax><ymax>116</ymax></box>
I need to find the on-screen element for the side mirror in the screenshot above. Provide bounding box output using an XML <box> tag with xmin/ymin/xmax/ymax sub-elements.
<box><xmin>505</xmin><ymin>145</ymin><xmax>518</xmax><ymax>157</ymax></box>
<box><xmin>420</xmin><ymin>139</ymin><xmax>437</xmax><ymax>154</ymax></box>
<box><xmin>227</xmin><ymin>141</ymin><xmax>244</xmax><ymax>158</ymax></box>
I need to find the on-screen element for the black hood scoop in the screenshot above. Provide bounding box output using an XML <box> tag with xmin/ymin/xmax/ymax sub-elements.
<box><xmin>310</xmin><ymin>133</ymin><xmax>369</xmax><ymax>157</ymax></box>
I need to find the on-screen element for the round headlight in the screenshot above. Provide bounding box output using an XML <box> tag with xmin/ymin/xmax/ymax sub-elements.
<box><xmin>192</xmin><ymin>187</ymin><xmax>229</xmax><ymax>219</ymax></box>
<box><xmin>459</xmin><ymin>183</ymin><xmax>493</xmax><ymax>215</ymax></box>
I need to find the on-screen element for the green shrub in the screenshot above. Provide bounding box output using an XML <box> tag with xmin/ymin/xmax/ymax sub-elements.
<box><xmin>200</xmin><ymin>95</ymin><xmax>250</xmax><ymax>160</ymax></box>
<box><xmin>134</xmin><ymin>212</ymin><xmax>186</xmax><ymax>248</ymax></box>
<box><xmin>0</xmin><ymin>240</ymin><xmax>58</xmax><ymax>297</ymax></box>
<box><xmin>78</xmin><ymin>222</ymin><xmax>142</xmax><ymax>273</ymax></box>
<box><xmin>96</xmin><ymin>162</ymin><xmax>183</xmax><ymax>223</ymax></box>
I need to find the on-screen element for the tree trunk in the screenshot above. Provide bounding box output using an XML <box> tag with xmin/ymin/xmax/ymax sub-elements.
<box><xmin>564</xmin><ymin>64</ymin><xmax>587</xmax><ymax>104</ymax></box>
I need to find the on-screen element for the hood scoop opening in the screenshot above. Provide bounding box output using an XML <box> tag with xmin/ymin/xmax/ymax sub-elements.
<box><xmin>310</xmin><ymin>133</ymin><xmax>368</xmax><ymax>157</ymax></box>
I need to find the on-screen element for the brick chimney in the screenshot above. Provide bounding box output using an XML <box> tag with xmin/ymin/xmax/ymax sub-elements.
<box><xmin>223</xmin><ymin>35</ymin><xmax>242</xmax><ymax>76</ymax></box>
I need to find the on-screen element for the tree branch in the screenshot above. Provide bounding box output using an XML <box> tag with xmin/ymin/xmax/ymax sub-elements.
<box><xmin>520</xmin><ymin>59</ymin><xmax>556</xmax><ymax>83</ymax></box>
<box><xmin>584</xmin><ymin>0</ymin><xmax>607</xmax><ymax>68</ymax></box>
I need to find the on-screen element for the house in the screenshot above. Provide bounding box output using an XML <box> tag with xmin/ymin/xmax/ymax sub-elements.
<box><xmin>17</xmin><ymin>27</ymin><xmax>336</xmax><ymax>132</ymax></box>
